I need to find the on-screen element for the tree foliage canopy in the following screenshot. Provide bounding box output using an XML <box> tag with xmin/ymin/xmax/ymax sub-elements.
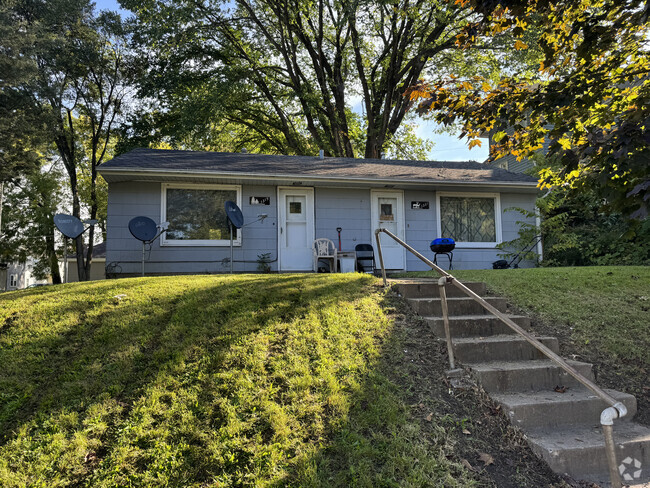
<box><xmin>410</xmin><ymin>0</ymin><xmax>650</xmax><ymax>218</ymax></box>
<box><xmin>120</xmin><ymin>0</ymin><xmax>528</xmax><ymax>159</ymax></box>
<box><xmin>0</xmin><ymin>0</ymin><xmax>132</xmax><ymax>280</ymax></box>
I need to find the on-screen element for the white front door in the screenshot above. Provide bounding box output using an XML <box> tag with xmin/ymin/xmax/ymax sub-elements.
<box><xmin>278</xmin><ymin>187</ymin><xmax>315</xmax><ymax>271</ymax></box>
<box><xmin>371</xmin><ymin>190</ymin><xmax>406</xmax><ymax>270</ymax></box>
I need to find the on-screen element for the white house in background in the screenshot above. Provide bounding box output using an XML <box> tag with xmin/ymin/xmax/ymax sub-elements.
<box><xmin>0</xmin><ymin>257</ymin><xmax>50</xmax><ymax>291</ymax></box>
<box><xmin>98</xmin><ymin>149</ymin><xmax>540</xmax><ymax>276</ymax></box>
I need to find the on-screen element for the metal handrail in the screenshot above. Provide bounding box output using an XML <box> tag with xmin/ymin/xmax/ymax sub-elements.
<box><xmin>374</xmin><ymin>228</ymin><xmax>626</xmax><ymax>488</ymax></box>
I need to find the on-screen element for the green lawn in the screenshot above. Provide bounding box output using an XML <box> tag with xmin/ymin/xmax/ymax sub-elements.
<box><xmin>0</xmin><ymin>274</ymin><xmax>475</xmax><ymax>487</ymax></box>
<box><xmin>399</xmin><ymin>266</ymin><xmax>650</xmax><ymax>424</ymax></box>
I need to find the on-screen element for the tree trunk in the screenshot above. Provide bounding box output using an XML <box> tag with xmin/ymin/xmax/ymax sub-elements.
<box><xmin>71</xmin><ymin>189</ymin><xmax>88</xmax><ymax>282</ymax></box>
<box><xmin>47</xmin><ymin>229</ymin><xmax>62</xmax><ymax>284</ymax></box>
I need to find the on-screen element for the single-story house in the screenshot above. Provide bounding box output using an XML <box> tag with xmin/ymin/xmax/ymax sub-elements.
<box><xmin>98</xmin><ymin>149</ymin><xmax>540</xmax><ymax>275</ymax></box>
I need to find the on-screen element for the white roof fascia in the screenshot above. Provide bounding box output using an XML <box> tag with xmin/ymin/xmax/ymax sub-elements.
<box><xmin>98</xmin><ymin>167</ymin><xmax>540</xmax><ymax>191</ymax></box>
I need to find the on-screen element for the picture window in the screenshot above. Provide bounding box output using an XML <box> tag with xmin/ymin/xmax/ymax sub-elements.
<box><xmin>161</xmin><ymin>184</ymin><xmax>241</xmax><ymax>246</ymax></box>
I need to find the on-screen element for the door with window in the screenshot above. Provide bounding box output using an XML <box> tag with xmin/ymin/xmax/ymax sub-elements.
<box><xmin>278</xmin><ymin>187</ymin><xmax>315</xmax><ymax>271</ymax></box>
<box><xmin>371</xmin><ymin>190</ymin><xmax>405</xmax><ymax>270</ymax></box>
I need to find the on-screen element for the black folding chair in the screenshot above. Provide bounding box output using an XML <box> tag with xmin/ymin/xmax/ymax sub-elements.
<box><xmin>355</xmin><ymin>244</ymin><xmax>376</xmax><ymax>274</ymax></box>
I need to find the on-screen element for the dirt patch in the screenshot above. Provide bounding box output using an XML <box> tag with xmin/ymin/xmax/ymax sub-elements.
<box><xmin>382</xmin><ymin>291</ymin><xmax>597</xmax><ymax>488</ymax></box>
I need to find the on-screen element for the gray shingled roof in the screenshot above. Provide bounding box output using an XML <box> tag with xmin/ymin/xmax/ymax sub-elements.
<box><xmin>100</xmin><ymin>148</ymin><xmax>538</xmax><ymax>185</ymax></box>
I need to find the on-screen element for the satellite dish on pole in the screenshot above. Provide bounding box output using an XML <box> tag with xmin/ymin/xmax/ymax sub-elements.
<box><xmin>128</xmin><ymin>216</ymin><xmax>169</xmax><ymax>277</ymax></box>
<box><xmin>129</xmin><ymin>216</ymin><xmax>158</xmax><ymax>242</ymax></box>
<box><xmin>225</xmin><ymin>201</ymin><xmax>244</xmax><ymax>229</ymax></box>
<box><xmin>54</xmin><ymin>214</ymin><xmax>85</xmax><ymax>239</ymax></box>
<box><xmin>224</xmin><ymin>201</ymin><xmax>244</xmax><ymax>274</ymax></box>
<box><xmin>54</xmin><ymin>213</ymin><xmax>98</xmax><ymax>284</ymax></box>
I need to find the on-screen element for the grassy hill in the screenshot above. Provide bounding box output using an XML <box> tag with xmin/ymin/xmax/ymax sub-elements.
<box><xmin>0</xmin><ymin>274</ymin><xmax>481</xmax><ymax>487</ymax></box>
<box><xmin>5</xmin><ymin>269</ymin><xmax>634</xmax><ymax>487</ymax></box>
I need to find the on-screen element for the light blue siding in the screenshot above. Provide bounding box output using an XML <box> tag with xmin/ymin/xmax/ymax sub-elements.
<box><xmin>400</xmin><ymin>190</ymin><xmax>538</xmax><ymax>271</ymax></box>
<box><xmin>106</xmin><ymin>181</ymin><xmax>538</xmax><ymax>275</ymax></box>
<box><xmin>314</xmin><ymin>188</ymin><xmax>371</xmax><ymax>251</ymax></box>
<box><xmin>106</xmin><ymin>182</ymin><xmax>278</xmax><ymax>274</ymax></box>
<box><xmin>404</xmin><ymin>190</ymin><xmax>437</xmax><ymax>271</ymax></box>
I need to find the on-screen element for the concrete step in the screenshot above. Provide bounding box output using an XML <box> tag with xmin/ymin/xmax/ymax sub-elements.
<box><xmin>397</xmin><ymin>282</ymin><xmax>650</xmax><ymax>485</ymax></box>
<box><xmin>492</xmin><ymin>388</ymin><xmax>637</xmax><ymax>431</ymax></box>
<box><xmin>394</xmin><ymin>280</ymin><xmax>486</xmax><ymax>299</ymax></box>
<box><xmin>526</xmin><ymin>422</ymin><xmax>650</xmax><ymax>485</ymax></box>
<box><xmin>466</xmin><ymin>359</ymin><xmax>594</xmax><ymax>393</ymax></box>
<box><xmin>424</xmin><ymin>314</ymin><xmax>531</xmax><ymax>338</ymax></box>
<box><xmin>407</xmin><ymin>296</ymin><xmax>507</xmax><ymax>316</ymax></box>
<box><xmin>451</xmin><ymin>335</ymin><xmax>559</xmax><ymax>363</ymax></box>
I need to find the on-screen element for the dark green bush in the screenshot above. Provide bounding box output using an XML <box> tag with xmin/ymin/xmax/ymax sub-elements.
<box><xmin>499</xmin><ymin>188</ymin><xmax>650</xmax><ymax>267</ymax></box>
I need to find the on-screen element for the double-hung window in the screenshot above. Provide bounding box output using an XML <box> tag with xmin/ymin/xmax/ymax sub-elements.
<box><xmin>436</xmin><ymin>192</ymin><xmax>502</xmax><ymax>247</ymax></box>
<box><xmin>161</xmin><ymin>183</ymin><xmax>242</xmax><ymax>246</ymax></box>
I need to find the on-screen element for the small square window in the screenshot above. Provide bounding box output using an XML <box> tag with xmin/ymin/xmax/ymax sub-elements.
<box><xmin>380</xmin><ymin>204</ymin><xmax>394</xmax><ymax>221</ymax></box>
<box><xmin>289</xmin><ymin>202</ymin><xmax>302</xmax><ymax>214</ymax></box>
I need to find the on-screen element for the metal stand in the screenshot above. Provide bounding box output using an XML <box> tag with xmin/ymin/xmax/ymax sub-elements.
<box><xmin>63</xmin><ymin>237</ymin><xmax>68</xmax><ymax>283</ymax></box>
<box><xmin>433</xmin><ymin>251</ymin><xmax>453</xmax><ymax>270</ymax></box>
<box><xmin>229</xmin><ymin>222</ymin><xmax>234</xmax><ymax>274</ymax></box>
<box><xmin>141</xmin><ymin>242</ymin><xmax>146</xmax><ymax>277</ymax></box>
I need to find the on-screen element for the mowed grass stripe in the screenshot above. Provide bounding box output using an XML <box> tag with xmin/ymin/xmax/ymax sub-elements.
<box><xmin>0</xmin><ymin>275</ymin><xmax>474</xmax><ymax>487</ymax></box>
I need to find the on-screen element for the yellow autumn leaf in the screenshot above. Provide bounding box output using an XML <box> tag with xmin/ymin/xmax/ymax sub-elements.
<box><xmin>468</xmin><ymin>139</ymin><xmax>482</xmax><ymax>149</ymax></box>
<box><xmin>558</xmin><ymin>137</ymin><xmax>571</xmax><ymax>150</ymax></box>
<box><xmin>514</xmin><ymin>40</ymin><xmax>529</xmax><ymax>50</ymax></box>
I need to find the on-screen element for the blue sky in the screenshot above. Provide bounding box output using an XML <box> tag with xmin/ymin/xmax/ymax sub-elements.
<box><xmin>93</xmin><ymin>0</ymin><xmax>489</xmax><ymax>161</ymax></box>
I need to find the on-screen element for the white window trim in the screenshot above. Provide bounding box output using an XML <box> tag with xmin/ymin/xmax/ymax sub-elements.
<box><xmin>435</xmin><ymin>191</ymin><xmax>502</xmax><ymax>248</ymax></box>
<box><xmin>9</xmin><ymin>274</ymin><xmax>17</xmax><ymax>287</ymax></box>
<box><xmin>160</xmin><ymin>183</ymin><xmax>242</xmax><ymax>247</ymax></box>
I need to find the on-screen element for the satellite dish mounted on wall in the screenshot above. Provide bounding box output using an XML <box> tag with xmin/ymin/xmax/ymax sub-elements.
<box><xmin>53</xmin><ymin>213</ymin><xmax>98</xmax><ymax>283</ymax></box>
<box><xmin>224</xmin><ymin>201</ymin><xmax>244</xmax><ymax>274</ymax></box>
<box><xmin>128</xmin><ymin>216</ymin><xmax>169</xmax><ymax>277</ymax></box>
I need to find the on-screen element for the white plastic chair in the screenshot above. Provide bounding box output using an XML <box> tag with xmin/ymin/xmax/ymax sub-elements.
<box><xmin>313</xmin><ymin>238</ymin><xmax>337</xmax><ymax>273</ymax></box>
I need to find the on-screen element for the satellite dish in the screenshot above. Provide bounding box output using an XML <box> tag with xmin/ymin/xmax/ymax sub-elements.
<box><xmin>54</xmin><ymin>213</ymin><xmax>85</xmax><ymax>239</ymax></box>
<box><xmin>129</xmin><ymin>216</ymin><xmax>158</xmax><ymax>242</ymax></box>
<box><xmin>128</xmin><ymin>216</ymin><xmax>168</xmax><ymax>277</ymax></box>
<box><xmin>224</xmin><ymin>201</ymin><xmax>244</xmax><ymax>229</ymax></box>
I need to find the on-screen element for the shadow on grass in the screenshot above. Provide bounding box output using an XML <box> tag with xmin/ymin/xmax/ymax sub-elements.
<box><xmin>0</xmin><ymin>276</ymin><xmax>356</xmax><ymax>436</ymax></box>
<box><xmin>1</xmin><ymin>275</ymin><xmax>393</xmax><ymax>485</ymax></box>
<box><xmin>279</xmin><ymin>293</ymin><xmax>565</xmax><ymax>488</ymax></box>
<box><xmin>0</xmin><ymin>275</ymin><xmax>560</xmax><ymax>487</ymax></box>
